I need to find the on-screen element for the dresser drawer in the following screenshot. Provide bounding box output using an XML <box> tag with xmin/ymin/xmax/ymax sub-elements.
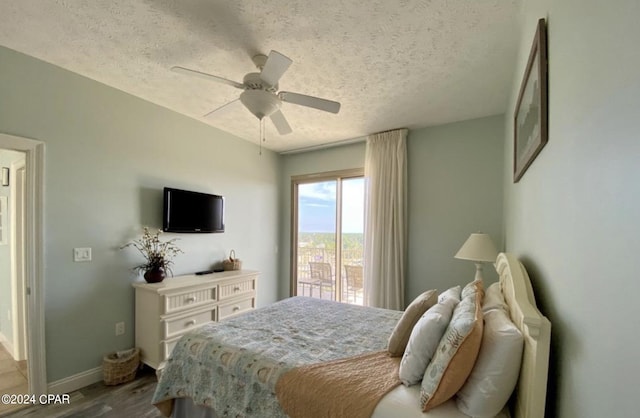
<box><xmin>163</xmin><ymin>336</ymin><xmax>182</xmax><ymax>359</ymax></box>
<box><xmin>219</xmin><ymin>297</ymin><xmax>255</xmax><ymax>320</ymax></box>
<box><xmin>164</xmin><ymin>287</ymin><xmax>217</xmax><ymax>315</ymax></box>
<box><xmin>219</xmin><ymin>277</ymin><xmax>256</xmax><ymax>300</ymax></box>
<box><xmin>163</xmin><ymin>306</ymin><xmax>217</xmax><ymax>339</ymax></box>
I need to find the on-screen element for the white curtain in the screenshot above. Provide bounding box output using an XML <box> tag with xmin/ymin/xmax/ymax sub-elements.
<box><xmin>363</xmin><ymin>128</ymin><xmax>408</xmax><ymax>310</ymax></box>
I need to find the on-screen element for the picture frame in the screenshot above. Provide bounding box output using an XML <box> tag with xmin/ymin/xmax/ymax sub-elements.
<box><xmin>1</xmin><ymin>167</ymin><xmax>8</xmax><ymax>187</ymax></box>
<box><xmin>513</xmin><ymin>18</ymin><xmax>548</xmax><ymax>183</ymax></box>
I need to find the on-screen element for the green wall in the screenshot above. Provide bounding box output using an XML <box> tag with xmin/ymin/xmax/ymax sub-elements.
<box><xmin>504</xmin><ymin>0</ymin><xmax>640</xmax><ymax>416</ymax></box>
<box><xmin>279</xmin><ymin>115</ymin><xmax>504</xmax><ymax>304</ymax></box>
<box><xmin>407</xmin><ymin>115</ymin><xmax>504</xmax><ymax>300</ymax></box>
<box><xmin>0</xmin><ymin>46</ymin><xmax>281</xmax><ymax>382</ymax></box>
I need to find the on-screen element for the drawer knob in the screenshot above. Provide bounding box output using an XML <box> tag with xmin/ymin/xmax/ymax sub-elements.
<box><xmin>185</xmin><ymin>297</ymin><xmax>196</xmax><ymax>303</ymax></box>
<box><xmin>185</xmin><ymin>319</ymin><xmax>197</xmax><ymax>327</ymax></box>
<box><xmin>233</xmin><ymin>306</ymin><xmax>240</xmax><ymax>312</ymax></box>
<box><xmin>233</xmin><ymin>287</ymin><xmax>241</xmax><ymax>292</ymax></box>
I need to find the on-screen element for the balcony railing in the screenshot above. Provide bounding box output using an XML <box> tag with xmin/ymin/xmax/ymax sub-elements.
<box><xmin>296</xmin><ymin>246</ymin><xmax>363</xmax><ymax>304</ymax></box>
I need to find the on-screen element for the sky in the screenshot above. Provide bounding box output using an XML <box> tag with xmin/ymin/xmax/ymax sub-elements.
<box><xmin>298</xmin><ymin>178</ymin><xmax>364</xmax><ymax>233</ymax></box>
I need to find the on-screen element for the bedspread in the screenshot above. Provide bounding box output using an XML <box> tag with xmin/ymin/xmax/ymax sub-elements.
<box><xmin>152</xmin><ymin>296</ymin><xmax>402</xmax><ymax>417</ymax></box>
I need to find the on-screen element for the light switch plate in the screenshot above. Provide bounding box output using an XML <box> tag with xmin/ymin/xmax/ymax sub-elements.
<box><xmin>73</xmin><ymin>247</ymin><xmax>92</xmax><ymax>262</ymax></box>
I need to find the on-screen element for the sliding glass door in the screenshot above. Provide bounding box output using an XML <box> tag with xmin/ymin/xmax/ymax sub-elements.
<box><xmin>291</xmin><ymin>169</ymin><xmax>364</xmax><ymax>305</ymax></box>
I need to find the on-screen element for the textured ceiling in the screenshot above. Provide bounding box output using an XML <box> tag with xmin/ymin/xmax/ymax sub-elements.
<box><xmin>0</xmin><ymin>0</ymin><xmax>520</xmax><ymax>152</ymax></box>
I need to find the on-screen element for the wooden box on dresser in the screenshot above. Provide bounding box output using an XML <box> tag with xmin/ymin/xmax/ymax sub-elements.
<box><xmin>133</xmin><ymin>270</ymin><xmax>259</xmax><ymax>369</ymax></box>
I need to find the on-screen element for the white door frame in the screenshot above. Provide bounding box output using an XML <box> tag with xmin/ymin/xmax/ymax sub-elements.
<box><xmin>0</xmin><ymin>133</ymin><xmax>46</xmax><ymax>395</ymax></box>
<box><xmin>10</xmin><ymin>159</ymin><xmax>27</xmax><ymax>361</ymax></box>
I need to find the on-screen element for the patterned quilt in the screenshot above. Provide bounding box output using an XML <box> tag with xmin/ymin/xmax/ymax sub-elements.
<box><xmin>152</xmin><ymin>296</ymin><xmax>402</xmax><ymax>417</ymax></box>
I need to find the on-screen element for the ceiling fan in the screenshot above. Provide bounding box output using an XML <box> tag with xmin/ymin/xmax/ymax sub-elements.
<box><xmin>171</xmin><ymin>51</ymin><xmax>341</xmax><ymax>135</ymax></box>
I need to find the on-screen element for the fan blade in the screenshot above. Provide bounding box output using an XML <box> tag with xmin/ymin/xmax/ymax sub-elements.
<box><xmin>260</xmin><ymin>51</ymin><xmax>292</xmax><ymax>87</ymax></box>
<box><xmin>171</xmin><ymin>66</ymin><xmax>245</xmax><ymax>90</ymax></box>
<box><xmin>203</xmin><ymin>98</ymin><xmax>240</xmax><ymax>118</ymax></box>
<box><xmin>278</xmin><ymin>91</ymin><xmax>341</xmax><ymax>114</ymax></box>
<box><xmin>270</xmin><ymin>109</ymin><xmax>293</xmax><ymax>135</ymax></box>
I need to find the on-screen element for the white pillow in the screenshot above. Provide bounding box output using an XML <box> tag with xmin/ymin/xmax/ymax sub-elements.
<box><xmin>461</xmin><ymin>278</ymin><xmax>483</xmax><ymax>299</ymax></box>
<box><xmin>398</xmin><ymin>297</ymin><xmax>459</xmax><ymax>386</ymax></box>
<box><xmin>456</xmin><ymin>308</ymin><xmax>524</xmax><ymax>417</ymax></box>
<box><xmin>438</xmin><ymin>285</ymin><xmax>461</xmax><ymax>304</ymax></box>
<box><xmin>387</xmin><ymin>289</ymin><xmax>439</xmax><ymax>356</ymax></box>
<box><xmin>482</xmin><ymin>282</ymin><xmax>508</xmax><ymax>313</ymax></box>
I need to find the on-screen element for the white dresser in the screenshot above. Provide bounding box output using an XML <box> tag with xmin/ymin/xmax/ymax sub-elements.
<box><xmin>133</xmin><ymin>270</ymin><xmax>259</xmax><ymax>369</ymax></box>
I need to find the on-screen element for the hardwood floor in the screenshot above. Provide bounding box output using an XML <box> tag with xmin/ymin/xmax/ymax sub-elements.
<box><xmin>0</xmin><ymin>367</ymin><xmax>162</xmax><ymax>418</ymax></box>
<box><xmin>0</xmin><ymin>345</ymin><xmax>28</xmax><ymax>416</ymax></box>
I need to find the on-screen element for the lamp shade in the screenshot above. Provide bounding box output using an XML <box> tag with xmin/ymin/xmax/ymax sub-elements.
<box><xmin>454</xmin><ymin>233</ymin><xmax>498</xmax><ymax>263</ymax></box>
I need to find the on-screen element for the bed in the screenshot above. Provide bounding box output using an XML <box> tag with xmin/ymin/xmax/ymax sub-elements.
<box><xmin>152</xmin><ymin>253</ymin><xmax>550</xmax><ymax>418</ymax></box>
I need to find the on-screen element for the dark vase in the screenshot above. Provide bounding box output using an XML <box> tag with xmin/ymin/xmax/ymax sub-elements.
<box><xmin>143</xmin><ymin>268</ymin><xmax>166</xmax><ymax>283</ymax></box>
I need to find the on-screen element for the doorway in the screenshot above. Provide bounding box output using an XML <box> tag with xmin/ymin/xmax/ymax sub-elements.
<box><xmin>291</xmin><ymin>169</ymin><xmax>365</xmax><ymax>305</ymax></box>
<box><xmin>0</xmin><ymin>133</ymin><xmax>46</xmax><ymax>397</ymax></box>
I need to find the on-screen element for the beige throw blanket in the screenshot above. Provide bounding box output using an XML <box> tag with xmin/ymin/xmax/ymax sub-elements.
<box><xmin>276</xmin><ymin>350</ymin><xmax>401</xmax><ymax>418</ymax></box>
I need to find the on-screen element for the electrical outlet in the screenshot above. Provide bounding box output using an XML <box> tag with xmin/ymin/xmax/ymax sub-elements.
<box><xmin>7</xmin><ymin>310</ymin><xmax>10</xmax><ymax>321</ymax></box>
<box><xmin>73</xmin><ymin>247</ymin><xmax>92</xmax><ymax>262</ymax></box>
<box><xmin>115</xmin><ymin>322</ymin><xmax>125</xmax><ymax>336</ymax></box>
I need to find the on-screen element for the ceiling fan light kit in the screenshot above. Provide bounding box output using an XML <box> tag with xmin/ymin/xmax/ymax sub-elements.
<box><xmin>239</xmin><ymin>90</ymin><xmax>281</xmax><ymax>119</ymax></box>
<box><xmin>172</xmin><ymin>50</ymin><xmax>341</xmax><ymax>138</ymax></box>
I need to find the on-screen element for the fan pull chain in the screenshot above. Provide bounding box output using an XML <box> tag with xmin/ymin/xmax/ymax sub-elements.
<box><xmin>259</xmin><ymin>118</ymin><xmax>265</xmax><ymax>155</ymax></box>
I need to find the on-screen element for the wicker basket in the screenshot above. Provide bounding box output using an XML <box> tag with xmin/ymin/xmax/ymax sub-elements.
<box><xmin>103</xmin><ymin>348</ymin><xmax>140</xmax><ymax>385</ymax></box>
<box><xmin>223</xmin><ymin>249</ymin><xmax>242</xmax><ymax>271</ymax></box>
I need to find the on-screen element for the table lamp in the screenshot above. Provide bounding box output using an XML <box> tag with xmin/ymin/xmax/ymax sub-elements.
<box><xmin>454</xmin><ymin>233</ymin><xmax>499</xmax><ymax>281</ymax></box>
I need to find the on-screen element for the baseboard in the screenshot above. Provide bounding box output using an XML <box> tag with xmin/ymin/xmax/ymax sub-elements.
<box><xmin>0</xmin><ymin>331</ymin><xmax>15</xmax><ymax>358</ymax></box>
<box><xmin>48</xmin><ymin>366</ymin><xmax>103</xmax><ymax>394</ymax></box>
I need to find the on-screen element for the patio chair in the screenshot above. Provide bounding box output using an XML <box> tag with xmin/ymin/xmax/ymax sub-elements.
<box><xmin>308</xmin><ymin>262</ymin><xmax>335</xmax><ymax>300</ymax></box>
<box><xmin>344</xmin><ymin>265</ymin><xmax>364</xmax><ymax>303</ymax></box>
<box><xmin>298</xmin><ymin>269</ymin><xmax>320</xmax><ymax>297</ymax></box>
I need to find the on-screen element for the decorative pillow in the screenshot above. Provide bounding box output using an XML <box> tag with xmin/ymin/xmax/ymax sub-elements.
<box><xmin>461</xmin><ymin>278</ymin><xmax>483</xmax><ymax>299</ymax></box>
<box><xmin>483</xmin><ymin>282</ymin><xmax>508</xmax><ymax>314</ymax></box>
<box><xmin>388</xmin><ymin>289</ymin><xmax>438</xmax><ymax>356</ymax></box>
<box><xmin>399</xmin><ymin>297</ymin><xmax>459</xmax><ymax>386</ymax></box>
<box><xmin>420</xmin><ymin>287</ymin><xmax>484</xmax><ymax>411</ymax></box>
<box><xmin>438</xmin><ymin>285</ymin><xmax>461</xmax><ymax>304</ymax></box>
<box><xmin>456</xmin><ymin>308</ymin><xmax>524</xmax><ymax>417</ymax></box>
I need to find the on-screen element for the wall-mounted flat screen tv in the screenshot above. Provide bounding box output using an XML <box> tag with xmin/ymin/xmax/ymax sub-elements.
<box><xmin>163</xmin><ymin>187</ymin><xmax>224</xmax><ymax>233</ymax></box>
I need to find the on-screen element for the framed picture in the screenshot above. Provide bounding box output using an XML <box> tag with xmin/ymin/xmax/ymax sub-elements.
<box><xmin>514</xmin><ymin>18</ymin><xmax>548</xmax><ymax>183</ymax></box>
<box><xmin>1</xmin><ymin>167</ymin><xmax>8</xmax><ymax>187</ymax></box>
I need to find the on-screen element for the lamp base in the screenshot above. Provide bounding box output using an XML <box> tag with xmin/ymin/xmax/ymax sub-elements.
<box><xmin>474</xmin><ymin>263</ymin><xmax>485</xmax><ymax>282</ymax></box>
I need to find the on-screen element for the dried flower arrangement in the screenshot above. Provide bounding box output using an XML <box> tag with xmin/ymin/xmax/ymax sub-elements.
<box><xmin>121</xmin><ymin>227</ymin><xmax>182</xmax><ymax>279</ymax></box>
